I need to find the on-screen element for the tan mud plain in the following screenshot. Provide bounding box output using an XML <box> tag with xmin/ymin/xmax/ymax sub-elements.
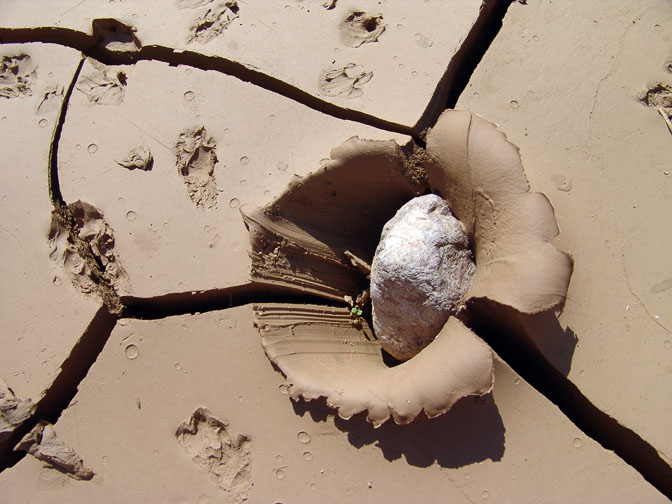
<box><xmin>0</xmin><ymin>1</ymin><xmax>671</xmax><ymax>503</ymax></box>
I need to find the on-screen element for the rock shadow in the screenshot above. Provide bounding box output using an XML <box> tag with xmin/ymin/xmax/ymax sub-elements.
<box><xmin>292</xmin><ymin>393</ymin><xmax>505</xmax><ymax>469</ymax></box>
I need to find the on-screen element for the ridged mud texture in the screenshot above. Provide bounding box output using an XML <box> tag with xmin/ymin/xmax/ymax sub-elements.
<box><xmin>2</xmin><ymin>5</ymin><xmax>670</xmax><ymax>500</ymax></box>
<box><xmin>254</xmin><ymin>303</ymin><xmax>494</xmax><ymax>427</ymax></box>
<box><xmin>116</xmin><ymin>144</ymin><xmax>153</xmax><ymax>171</ymax></box>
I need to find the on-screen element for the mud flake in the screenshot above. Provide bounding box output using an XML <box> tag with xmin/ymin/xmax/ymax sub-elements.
<box><xmin>0</xmin><ymin>54</ymin><xmax>36</xmax><ymax>99</ymax></box>
<box><xmin>176</xmin><ymin>408</ymin><xmax>252</xmax><ymax>501</ymax></box>
<box><xmin>175</xmin><ymin>126</ymin><xmax>218</xmax><ymax>209</ymax></box>
<box><xmin>15</xmin><ymin>421</ymin><xmax>94</xmax><ymax>480</ymax></box>
<box><xmin>339</xmin><ymin>11</ymin><xmax>386</xmax><ymax>48</ymax></box>
<box><xmin>75</xmin><ymin>59</ymin><xmax>126</xmax><ymax>105</ymax></box>
<box><xmin>188</xmin><ymin>1</ymin><xmax>240</xmax><ymax>43</ymax></box>
<box><xmin>319</xmin><ymin>63</ymin><xmax>373</xmax><ymax>99</ymax></box>
<box><xmin>116</xmin><ymin>145</ymin><xmax>153</xmax><ymax>171</ymax></box>
<box><xmin>91</xmin><ymin>18</ymin><xmax>142</xmax><ymax>52</ymax></box>
<box><xmin>48</xmin><ymin>200</ymin><xmax>130</xmax><ymax>296</ymax></box>
<box><xmin>0</xmin><ymin>378</ymin><xmax>36</xmax><ymax>441</ymax></box>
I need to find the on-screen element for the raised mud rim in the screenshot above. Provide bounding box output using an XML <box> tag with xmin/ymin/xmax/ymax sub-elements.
<box><xmin>244</xmin><ymin>110</ymin><xmax>572</xmax><ymax>427</ymax></box>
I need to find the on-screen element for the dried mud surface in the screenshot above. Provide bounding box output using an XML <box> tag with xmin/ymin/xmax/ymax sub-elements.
<box><xmin>0</xmin><ymin>0</ymin><xmax>671</xmax><ymax>502</ymax></box>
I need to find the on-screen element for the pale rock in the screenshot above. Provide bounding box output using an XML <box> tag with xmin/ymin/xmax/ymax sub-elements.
<box><xmin>371</xmin><ymin>194</ymin><xmax>475</xmax><ymax>361</ymax></box>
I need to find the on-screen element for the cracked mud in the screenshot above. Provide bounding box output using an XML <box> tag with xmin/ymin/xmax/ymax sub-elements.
<box><xmin>0</xmin><ymin>1</ymin><xmax>671</xmax><ymax>502</ymax></box>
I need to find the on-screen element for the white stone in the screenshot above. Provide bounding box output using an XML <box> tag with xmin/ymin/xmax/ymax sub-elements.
<box><xmin>371</xmin><ymin>194</ymin><xmax>475</xmax><ymax>360</ymax></box>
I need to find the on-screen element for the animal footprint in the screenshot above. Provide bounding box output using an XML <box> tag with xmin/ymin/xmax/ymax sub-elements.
<box><xmin>339</xmin><ymin>11</ymin><xmax>385</xmax><ymax>48</ymax></box>
<box><xmin>0</xmin><ymin>54</ymin><xmax>36</xmax><ymax>99</ymax></box>
<box><xmin>174</xmin><ymin>126</ymin><xmax>219</xmax><ymax>209</ymax></box>
<box><xmin>319</xmin><ymin>63</ymin><xmax>373</xmax><ymax>99</ymax></box>
<box><xmin>36</xmin><ymin>85</ymin><xmax>64</xmax><ymax>115</ymax></box>
<box><xmin>75</xmin><ymin>59</ymin><xmax>126</xmax><ymax>105</ymax></box>
<box><xmin>188</xmin><ymin>1</ymin><xmax>240</xmax><ymax>43</ymax></box>
<box><xmin>176</xmin><ymin>408</ymin><xmax>252</xmax><ymax>501</ymax></box>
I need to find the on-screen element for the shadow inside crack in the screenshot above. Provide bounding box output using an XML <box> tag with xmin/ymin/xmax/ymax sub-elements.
<box><xmin>520</xmin><ymin>311</ymin><xmax>578</xmax><ymax>377</ymax></box>
<box><xmin>413</xmin><ymin>0</ymin><xmax>514</xmax><ymax>134</ymax></box>
<box><xmin>0</xmin><ymin>306</ymin><xmax>117</xmax><ymax>472</ymax></box>
<box><xmin>292</xmin><ymin>394</ymin><xmax>505</xmax><ymax>469</ymax></box>
<box><xmin>460</xmin><ymin>297</ymin><xmax>672</xmax><ymax>500</ymax></box>
<box><xmin>0</xmin><ymin>24</ymin><xmax>417</xmax><ymax>141</ymax></box>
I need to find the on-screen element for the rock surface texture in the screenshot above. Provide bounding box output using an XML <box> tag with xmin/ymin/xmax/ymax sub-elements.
<box><xmin>371</xmin><ymin>194</ymin><xmax>475</xmax><ymax>360</ymax></box>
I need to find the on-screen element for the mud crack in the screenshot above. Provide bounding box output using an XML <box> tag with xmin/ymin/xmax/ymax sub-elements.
<box><xmin>459</xmin><ymin>298</ymin><xmax>672</xmax><ymax>500</ymax></box>
<box><xmin>415</xmin><ymin>0</ymin><xmax>514</xmax><ymax>133</ymax></box>
<box><xmin>0</xmin><ymin>25</ymin><xmax>417</xmax><ymax>141</ymax></box>
<box><xmin>47</xmin><ymin>57</ymin><xmax>124</xmax><ymax>314</ymax></box>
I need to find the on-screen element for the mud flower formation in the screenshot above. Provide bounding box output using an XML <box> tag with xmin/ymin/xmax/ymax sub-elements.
<box><xmin>243</xmin><ymin>110</ymin><xmax>572</xmax><ymax>427</ymax></box>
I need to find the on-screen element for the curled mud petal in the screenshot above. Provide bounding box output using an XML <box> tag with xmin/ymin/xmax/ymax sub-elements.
<box><xmin>241</xmin><ymin>137</ymin><xmax>426</xmax><ymax>301</ymax></box>
<box><xmin>425</xmin><ymin>110</ymin><xmax>573</xmax><ymax>313</ymax></box>
<box><xmin>254</xmin><ymin>304</ymin><xmax>493</xmax><ymax>427</ymax></box>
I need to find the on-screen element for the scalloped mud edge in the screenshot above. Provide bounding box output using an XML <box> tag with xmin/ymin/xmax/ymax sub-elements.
<box><xmin>244</xmin><ymin>110</ymin><xmax>572</xmax><ymax>426</ymax></box>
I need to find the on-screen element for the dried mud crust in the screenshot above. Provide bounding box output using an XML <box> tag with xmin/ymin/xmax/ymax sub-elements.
<box><xmin>176</xmin><ymin>408</ymin><xmax>252</xmax><ymax>500</ymax></box>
